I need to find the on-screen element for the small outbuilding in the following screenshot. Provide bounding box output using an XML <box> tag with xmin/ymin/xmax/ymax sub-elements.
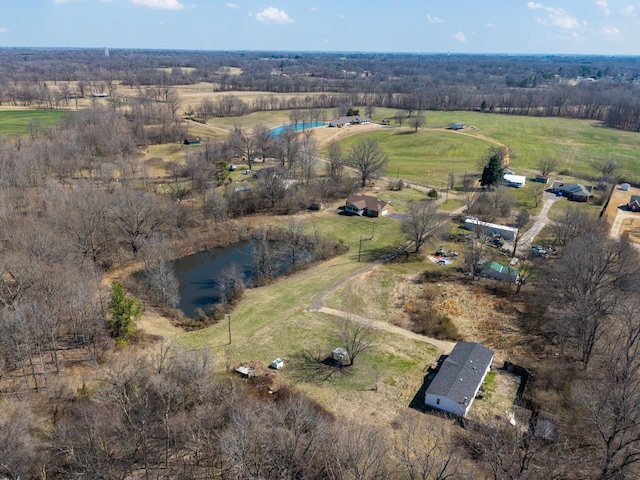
<box><xmin>620</xmin><ymin>183</ymin><xmax>631</xmax><ymax>191</ymax></box>
<box><xmin>331</xmin><ymin>347</ymin><xmax>350</xmax><ymax>366</ymax></box>
<box><xmin>184</xmin><ymin>136</ymin><xmax>201</xmax><ymax>145</ymax></box>
<box><xmin>483</xmin><ymin>261</ymin><xmax>519</xmax><ymax>283</ymax></box>
<box><xmin>424</xmin><ymin>342</ymin><xmax>494</xmax><ymax>417</ymax></box>
<box><xmin>534</xmin><ymin>176</ymin><xmax>549</xmax><ymax>184</ymax></box>
<box><xmin>450</xmin><ymin>122</ymin><xmax>466</xmax><ymax>130</ymax></box>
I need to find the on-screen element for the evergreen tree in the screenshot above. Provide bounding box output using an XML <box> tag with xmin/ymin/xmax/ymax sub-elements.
<box><xmin>108</xmin><ymin>281</ymin><xmax>143</xmax><ymax>344</ymax></box>
<box><xmin>480</xmin><ymin>149</ymin><xmax>505</xmax><ymax>188</ymax></box>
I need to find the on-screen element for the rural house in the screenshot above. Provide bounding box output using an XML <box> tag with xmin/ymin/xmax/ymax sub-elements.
<box><xmin>345</xmin><ymin>194</ymin><xmax>393</xmax><ymax>217</ymax></box>
<box><xmin>628</xmin><ymin>195</ymin><xmax>640</xmax><ymax>212</ymax></box>
<box><xmin>425</xmin><ymin>342</ymin><xmax>494</xmax><ymax>417</ymax></box>
<box><xmin>560</xmin><ymin>183</ymin><xmax>590</xmax><ymax>202</ymax></box>
<box><xmin>503</xmin><ymin>173</ymin><xmax>526</xmax><ymax>188</ymax></box>
<box><xmin>329</xmin><ymin>115</ymin><xmax>371</xmax><ymax>127</ymax></box>
<box><xmin>464</xmin><ymin>217</ymin><xmax>518</xmax><ymax>241</ymax></box>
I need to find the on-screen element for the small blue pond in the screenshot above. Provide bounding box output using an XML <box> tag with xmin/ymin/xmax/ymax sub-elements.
<box><xmin>271</xmin><ymin>121</ymin><xmax>327</xmax><ymax>137</ymax></box>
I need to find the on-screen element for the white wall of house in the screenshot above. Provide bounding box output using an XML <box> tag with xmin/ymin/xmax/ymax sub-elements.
<box><xmin>425</xmin><ymin>394</ymin><xmax>469</xmax><ymax>417</ymax></box>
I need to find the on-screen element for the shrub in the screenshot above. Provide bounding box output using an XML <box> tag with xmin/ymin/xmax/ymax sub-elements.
<box><xmin>388</xmin><ymin>178</ymin><xmax>404</xmax><ymax>191</ymax></box>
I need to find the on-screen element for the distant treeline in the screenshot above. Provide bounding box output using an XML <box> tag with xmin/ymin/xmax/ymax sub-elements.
<box><xmin>1</xmin><ymin>48</ymin><xmax>640</xmax><ymax>130</ymax></box>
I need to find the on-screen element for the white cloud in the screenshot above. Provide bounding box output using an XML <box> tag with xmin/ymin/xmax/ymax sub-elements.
<box><xmin>0</xmin><ymin>28</ymin><xmax>8</xmax><ymax>33</ymax></box>
<box><xmin>602</xmin><ymin>26</ymin><xmax>620</xmax><ymax>35</ymax></box>
<box><xmin>454</xmin><ymin>31</ymin><xmax>466</xmax><ymax>42</ymax></box>
<box><xmin>254</xmin><ymin>7</ymin><xmax>293</xmax><ymax>24</ymax></box>
<box><xmin>130</xmin><ymin>0</ymin><xmax>184</xmax><ymax>10</ymax></box>
<box><xmin>311</xmin><ymin>7</ymin><xmax>320</xmax><ymax>12</ymax></box>
<box><xmin>427</xmin><ymin>14</ymin><xmax>443</xmax><ymax>24</ymax></box>
<box><xmin>622</xmin><ymin>5</ymin><xmax>636</xmax><ymax>17</ymax></box>
<box><xmin>594</xmin><ymin>0</ymin><xmax>610</xmax><ymax>15</ymax></box>
<box><xmin>486</xmin><ymin>23</ymin><xmax>496</xmax><ymax>28</ymax></box>
<box><xmin>226</xmin><ymin>3</ymin><xmax>239</xmax><ymax>9</ymax></box>
<box><xmin>532</xmin><ymin>4</ymin><xmax>584</xmax><ymax>30</ymax></box>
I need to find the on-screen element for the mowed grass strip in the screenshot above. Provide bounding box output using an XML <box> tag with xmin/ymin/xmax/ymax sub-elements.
<box><xmin>0</xmin><ymin>109</ymin><xmax>69</xmax><ymax>136</ymax></box>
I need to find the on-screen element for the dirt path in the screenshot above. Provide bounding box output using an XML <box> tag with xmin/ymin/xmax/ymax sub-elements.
<box><xmin>516</xmin><ymin>193</ymin><xmax>560</xmax><ymax>255</ymax></box>
<box><xmin>307</xmin><ymin>254</ymin><xmax>456</xmax><ymax>352</ymax></box>
<box><xmin>183</xmin><ymin>118</ymin><xmax>230</xmax><ymax>136</ymax></box>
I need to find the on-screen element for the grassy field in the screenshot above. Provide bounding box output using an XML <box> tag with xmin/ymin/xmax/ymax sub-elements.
<box><xmin>0</xmin><ymin>109</ymin><xmax>69</xmax><ymax>136</ymax></box>
<box><xmin>331</xmin><ymin>110</ymin><xmax>640</xmax><ymax>188</ymax></box>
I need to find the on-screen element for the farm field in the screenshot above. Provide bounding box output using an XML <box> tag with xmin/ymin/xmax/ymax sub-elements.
<box><xmin>0</xmin><ymin>109</ymin><xmax>69</xmax><ymax>136</ymax></box>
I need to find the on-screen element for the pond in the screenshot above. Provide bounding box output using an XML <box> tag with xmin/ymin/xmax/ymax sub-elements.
<box><xmin>172</xmin><ymin>240</ymin><xmax>296</xmax><ymax>319</ymax></box>
<box><xmin>173</xmin><ymin>241</ymin><xmax>256</xmax><ymax>319</ymax></box>
<box><xmin>271</xmin><ymin>121</ymin><xmax>327</xmax><ymax>137</ymax></box>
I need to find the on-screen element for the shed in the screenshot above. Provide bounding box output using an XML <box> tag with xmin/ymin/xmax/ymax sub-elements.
<box><xmin>534</xmin><ymin>176</ymin><xmax>549</xmax><ymax>184</ymax></box>
<box><xmin>425</xmin><ymin>342</ymin><xmax>494</xmax><ymax>417</ymax></box>
<box><xmin>331</xmin><ymin>347</ymin><xmax>350</xmax><ymax>366</ymax></box>
<box><xmin>184</xmin><ymin>136</ymin><xmax>201</xmax><ymax>145</ymax></box>
<box><xmin>483</xmin><ymin>261</ymin><xmax>519</xmax><ymax>283</ymax></box>
<box><xmin>235</xmin><ymin>366</ymin><xmax>255</xmax><ymax>378</ymax></box>
<box><xmin>621</xmin><ymin>183</ymin><xmax>631</xmax><ymax>191</ymax></box>
<box><xmin>450</xmin><ymin>122</ymin><xmax>466</xmax><ymax>130</ymax></box>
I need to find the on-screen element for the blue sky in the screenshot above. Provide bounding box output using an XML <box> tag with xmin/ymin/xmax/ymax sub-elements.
<box><xmin>1</xmin><ymin>1</ymin><xmax>639</xmax><ymax>54</ymax></box>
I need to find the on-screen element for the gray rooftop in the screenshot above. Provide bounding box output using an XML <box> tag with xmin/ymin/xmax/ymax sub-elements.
<box><xmin>426</xmin><ymin>342</ymin><xmax>494</xmax><ymax>404</ymax></box>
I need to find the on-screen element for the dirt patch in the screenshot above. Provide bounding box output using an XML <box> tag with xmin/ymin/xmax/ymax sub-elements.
<box><xmin>390</xmin><ymin>274</ymin><xmax>524</xmax><ymax>362</ymax></box>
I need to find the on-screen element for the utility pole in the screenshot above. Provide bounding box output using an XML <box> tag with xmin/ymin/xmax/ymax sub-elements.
<box><xmin>358</xmin><ymin>235</ymin><xmax>363</xmax><ymax>262</ymax></box>
<box><xmin>227</xmin><ymin>312</ymin><xmax>232</xmax><ymax>345</ymax></box>
<box><xmin>371</xmin><ymin>223</ymin><xmax>375</xmax><ymax>240</ymax></box>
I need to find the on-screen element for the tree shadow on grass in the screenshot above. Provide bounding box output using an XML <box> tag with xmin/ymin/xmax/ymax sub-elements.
<box><xmin>289</xmin><ymin>350</ymin><xmax>354</xmax><ymax>384</ymax></box>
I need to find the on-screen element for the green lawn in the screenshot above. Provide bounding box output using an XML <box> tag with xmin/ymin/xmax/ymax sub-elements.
<box><xmin>0</xmin><ymin>109</ymin><xmax>69</xmax><ymax>136</ymax></box>
<box><xmin>331</xmin><ymin>111</ymin><xmax>640</xmax><ymax>187</ymax></box>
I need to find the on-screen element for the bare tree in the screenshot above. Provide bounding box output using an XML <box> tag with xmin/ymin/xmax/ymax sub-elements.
<box><xmin>408</xmin><ymin>114</ymin><xmax>426</xmax><ymax>132</ymax></box>
<box><xmin>394</xmin><ymin>416</ymin><xmax>461</xmax><ymax>480</ymax></box>
<box><xmin>326</xmin><ymin>140</ymin><xmax>345</xmax><ymax>183</ymax></box>
<box><xmin>347</xmin><ymin>138</ymin><xmax>388</xmax><ymax>187</ymax></box>
<box><xmin>336</xmin><ymin>317</ymin><xmax>377</xmax><ymax>367</ymax></box>
<box><xmin>575</xmin><ymin>300</ymin><xmax>640</xmax><ymax>480</ymax></box>
<box><xmin>551</xmin><ymin>206</ymin><xmax>602</xmax><ymax>248</ymax></box>
<box><xmin>109</xmin><ymin>188</ymin><xmax>170</xmax><ymax>257</ymax></box>
<box><xmin>554</xmin><ymin>233</ymin><xmax>640</xmax><ymax>367</ymax></box>
<box><xmin>402</xmin><ymin>200</ymin><xmax>447</xmax><ymax>253</ymax></box>
<box><xmin>536</xmin><ymin>158</ymin><xmax>558</xmax><ymax>177</ymax></box>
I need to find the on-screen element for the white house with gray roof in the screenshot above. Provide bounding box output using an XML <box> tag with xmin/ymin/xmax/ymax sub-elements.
<box><xmin>425</xmin><ymin>342</ymin><xmax>494</xmax><ymax>417</ymax></box>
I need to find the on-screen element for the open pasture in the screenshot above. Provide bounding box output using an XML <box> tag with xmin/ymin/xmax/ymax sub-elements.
<box><xmin>0</xmin><ymin>109</ymin><xmax>69</xmax><ymax>136</ymax></box>
<box><xmin>332</xmin><ymin>112</ymin><xmax>640</xmax><ymax>187</ymax></box>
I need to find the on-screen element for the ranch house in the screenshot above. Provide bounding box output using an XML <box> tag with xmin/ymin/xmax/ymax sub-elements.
<box><xmin>425</xmin><ymin>342</ymin><xmax>494</xmax><ymax>417</ymax></box>
<box><xmin>345</xmin><ymin>194</ymin><xmax>393</xmax><ymax>217</ymax></box>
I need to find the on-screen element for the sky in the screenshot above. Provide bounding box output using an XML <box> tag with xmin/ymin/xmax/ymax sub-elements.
<box><xmin>1</xmin><ymin>1</ymin><xmax>640</xmax><ymax>55</ymax></box>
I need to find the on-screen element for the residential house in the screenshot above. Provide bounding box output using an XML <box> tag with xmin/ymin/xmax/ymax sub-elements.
<box><xmin>345</xmin><ymin>194</ymin><xmax>393</xmax><ymax>217</ymax></box>
<box><xmin>560</xmin><ymin>183</ymin><xmax>590</xmax><ymax>202</ymax></box>
<box><xmin>483</xmin><ymin>261</ymin><xmax>519</xmax><ymax>283</ymax></box>
<box><xmin>329</xmin><ymin>116</ymin><xmax>371</xmax><ymax>127</ymax></box>
<box><xmin>424</xmin><ymin>342</ymin><xmax>494</xmax><ymax>417</ymax></box>
<box><xmin>628</xmin><ymin>195</ymin><xmax>640</xmax><ymax>212</ymax></box>
<box><xmin>464</xmin><ymin>217</ymin><xmax>518</xmax><ymax>241</ymax></box>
